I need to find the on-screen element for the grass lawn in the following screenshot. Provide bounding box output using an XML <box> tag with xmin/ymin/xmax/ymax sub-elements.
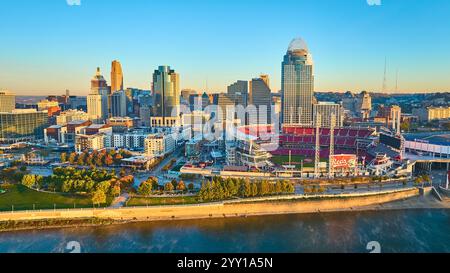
<box><xmin>271</xmin><ymin>155</ymin><xmax>328</xmax><ymax>168</ymax></box>
<box><xmin>127</xmin><ymin>195</ymin><xmax>200</xmax><ymax>207</ymax></box>
<box><xmin>0</xmin><ymin>184</ymin><xmax>111</xmax><ymax>212</ymax></box>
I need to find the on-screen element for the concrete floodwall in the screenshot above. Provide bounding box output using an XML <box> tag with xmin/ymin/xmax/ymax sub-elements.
<box><xmin>0</xmin><ymin>188</ymin><xmax>419</xmax><ymax>222</ymax></box>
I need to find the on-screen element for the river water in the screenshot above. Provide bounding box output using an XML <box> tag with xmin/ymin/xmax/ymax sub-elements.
<box><xmin>0</xmin><ymin>209</ymin><xmax>449</xmax><ymax>253</ymax></box>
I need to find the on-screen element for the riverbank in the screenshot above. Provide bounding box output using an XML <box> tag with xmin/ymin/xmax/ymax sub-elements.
<box><xmin>1</xmin><ymin>187</ymin><xmax>448</xmax><ymax>233</ymax></box>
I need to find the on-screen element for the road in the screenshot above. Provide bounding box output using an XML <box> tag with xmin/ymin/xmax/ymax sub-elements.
<box><xmin>133</xmin><ymin>147</ymin><xmax>185</xmax><ymax>187</ymax></box>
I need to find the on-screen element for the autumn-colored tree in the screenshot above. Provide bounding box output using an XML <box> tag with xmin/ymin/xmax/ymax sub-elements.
<box><xmin>92</xmin><ymin>190</ymin><xmax>107</xmax><ymax>207</ymax></box>
<box><xmin>104</xmin><ymin>155</ymin><xmax>114</xmax><ymax>166</ymax></box>
<box><xmin>68</xmin><ymin>153</ymin><xmax>77</xmax><ymax>165</ymax></box>
<box><xmin>164</xmin><ymin>182</ymin><xmax>174</xmax><ymax>192</ymax></box>
<box><xmin>60</xmin><ymin>152</ymin><xmax>67</xmax><ymax>163</ymax></box>
<box><xmin>111</xmin><ymin>184</ymin><xmax>121</xmax><ymax>197</ymax></box>
<box><xmin>177</xmin><ymin>181</ymin><xmax>186</xmax><ymax>191</ymax></box>
<box><xmin>138</xmin><ymin>181</ymin><xmax>153</xmax><ymax>196</ymax></box>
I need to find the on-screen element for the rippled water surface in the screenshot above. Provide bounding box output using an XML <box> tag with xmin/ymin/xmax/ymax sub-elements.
<box><xmin>0</xmin><ymin>209</ymin><xmax>449</xmax><ymax>253</ymax></box>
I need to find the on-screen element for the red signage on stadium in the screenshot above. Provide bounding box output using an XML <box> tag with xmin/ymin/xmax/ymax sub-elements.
<box><xmin>330</xmin><ymin>154</ymin><xmax>357</xmax><ymax>169</ymax></box>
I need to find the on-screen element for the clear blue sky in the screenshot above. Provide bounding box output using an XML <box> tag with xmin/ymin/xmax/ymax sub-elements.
<box><xmin>1</xmin><ymin>0</ymin><xmax>450</xmax><ymax>95</ymax></box>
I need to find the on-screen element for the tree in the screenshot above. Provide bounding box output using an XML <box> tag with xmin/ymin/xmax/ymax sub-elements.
<box><xmin>188</xmin><ymin>183</ymin><xmax>195</xmax><ymax>191</ymax></box>
<box><xmin>19</xmin><ymin>166</ymin><xmax>27</xmax><ymax>172</ymax></box>
<box><xmin>77</xmin><ymin>153</ymin><xmax>85</xmax><ymax>166</ymax></box>
<box><xmin>92</xmin><ymin>190</ymin><xmax>107</xmax><ymax>207</ymax></box>
<box><xmin>21</xmin><ymin>174</ymin><xmax>36</xmax><ymax>188</ymax></box>
<box><xmin>96</xmin><ymin>181</ymin><xmax>112</xmax><ymax>193</ymax></box>
<box><xmin>171</xmin><ymin>179</ymin><xmax>178</xmax><ymax>189</ymax></box>
<box><xmin>120</xmin><ymin>168</ymin><xmax>126</xmax><ymax>177</ymax></box>
<box><xmin>111</xmin><ymin>184</ymin><xmax>121</xmax><ymax>197</ymax></box>
<box><xmin>138</xmin><ymin>181</ymin><xmax>153</xmax><ymax>196</ymax></box>
<box><xmin>68</xmin><ymin>153</ymin><xmax>77</xmax><ymax>165</ymax></box>
<box><xmin>177</xmin><ymin>181</ymin><xmax>186</xmax><ymax>191</ymax></box>
<box><xmin>164</xmin><ymin>182</ymin><xmax>174</xmax><ymax>192</ymax></box>
<box><xmin>62</xmin><ymin>180</ymin><xmax>73</xmax><ymax>193</ymax></box>
<box><xmin>114</xmin><ymin>153</ymin><xmax>123</xmax><ymax>165</ymax></box>
<box><xmin>400</xmin><ymin>121</ymin><xmax>410</xmax><ymax>132</ymax></box>
<box><xmin>104</xmin><ymin>155</ymin><xmax>114</xmax><ymax>166</ymax></box>
<box><xmin>414</xmin><ymin>176</ymin><xmax>424</xmax><ymax>185</ymax></box>
<box><xmin>60</xmin><ymin>152</ymin><xmax>67</xmax><ymax>163</ymax></box>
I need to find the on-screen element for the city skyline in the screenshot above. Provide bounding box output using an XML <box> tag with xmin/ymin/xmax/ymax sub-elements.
<box><xmin>1</xmin><ymin>0</ymin><xmax>450</xmax><ymax>95</ymax></box>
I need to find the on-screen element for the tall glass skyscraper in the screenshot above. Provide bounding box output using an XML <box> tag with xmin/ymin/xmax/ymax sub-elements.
<box><xmin>152</xmin><ymin>66</ymin><xmax>180</xmax><ymax>122</ymax></box>
<box><xmin>281</xmin><ymin>38</ymin><xmax>314</xmax><ymax>126</ymax></box>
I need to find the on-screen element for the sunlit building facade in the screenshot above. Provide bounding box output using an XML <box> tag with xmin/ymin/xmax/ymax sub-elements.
<box><xmin>281</xmin><ymin>38</ymin><xmax>314</xmax><ymax>126</ymax></box>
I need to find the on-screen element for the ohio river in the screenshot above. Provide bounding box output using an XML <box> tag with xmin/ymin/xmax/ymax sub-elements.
<box><xmin>0</xmin><ymin>209</ymin><xmax>449</xmax><ymax>253</ymax></box>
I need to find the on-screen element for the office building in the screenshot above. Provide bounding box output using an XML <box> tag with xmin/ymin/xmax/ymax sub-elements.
<box><xmin>0</xmin><ymin>109</ymin><xmax>48</xmax><ymax>143</ymax></box>
<box><xmin>111</xmin><ymin>60</ymin><xmax>124</xmax><ymax>92</ymax></box>
<box><xmin>227</xmin><ymin>80</ymin><xmax>248</xmax><ymax>107</ymax></box>
<box><xmin>0</xmin><ymin>90</ymin><xmax>16</xmax><ymax>113</ymax></box>
<box><xmin>281</xmin><ymin>38</ymin><xmax>314</xmax><ymax>126</ymax></box>
<box><xmin>249</xmin><ymin>76</ymin><xmax>272</xmax><ymax>124</ymax></box>
<box><xmin>111</xmin><ymin>90</ymin><xmax>127</xmax><ymax>117</ymax></box>
<box><xmin>152</xmin><ymin>65</ymin><xmax>180</xmax><ymax>123</ymax></box>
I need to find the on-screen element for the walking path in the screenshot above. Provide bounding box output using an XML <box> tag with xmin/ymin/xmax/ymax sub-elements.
<box><xmin>110</xmin><ymin>193</ymin><xmax>130</xmax><ymax>208</ymax></box>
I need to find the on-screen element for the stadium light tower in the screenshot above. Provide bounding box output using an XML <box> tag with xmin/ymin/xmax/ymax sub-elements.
<box><xmin>328</xmin><ymin>114</ymin><xmax>336</xmax><ymax>178</ymax></box>
<box><xmin>314</xmin><ymin>113</ymin><xmax>321</xmax><ymax>178</ymax></box>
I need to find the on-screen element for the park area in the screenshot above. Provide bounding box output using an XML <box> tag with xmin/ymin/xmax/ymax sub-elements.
<box><xmin>0</xmin><ymin>184</ymin><xmax>112</xmax><ymax>212</ymax></box>
<box><xmin>126</xmin><ymin>195</ymin><xmax>200</xmax><ymax>207</ymax></box>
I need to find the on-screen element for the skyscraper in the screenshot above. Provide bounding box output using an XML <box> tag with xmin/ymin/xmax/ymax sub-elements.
<box><xmin>111</xmin><ymin>60</ymin><xmax>124</xmax><ymax>92</ymax></box>
<box><xmin>281</xmin><ymin>38</ymin><xmax>314</xmax><ymax>126</ymax></box>
<box><xmin>227</xmin><ymin>80</ymin><xmax>248</xmax><ymax>107</ymax></box>
<box><xmin>110</xmin><ymin>90</ymin><xmax>127</xmax><ymax>117</ymax></box>
<box><xmin>91</xmin><ymin>67</ymin><xmax>109</xmax><ymax>95</ymax></box>
<box><xmin>152</xmin><ymin>66</ymin><xmax>180</xmax><ymax>123</ymax></box>
<box><xmin>88</xmin><ymin>68</ymin><xmax>109</xmax><ymax>121</ymax></box>
<box><xmin>0</xmin><ymin>90</ymin><xmax>16</xmax><ymax>113</ymax></box>
<box><xmin>249</xmin><ymin>76</ymin><xmax>272</xmax><ymax>124</ymax></box>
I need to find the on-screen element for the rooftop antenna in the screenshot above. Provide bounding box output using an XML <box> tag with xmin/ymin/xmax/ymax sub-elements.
<box><xmin>382</xmin><ymin>57</ymin><xmax>387</xmax><ymax>93</ymax></box>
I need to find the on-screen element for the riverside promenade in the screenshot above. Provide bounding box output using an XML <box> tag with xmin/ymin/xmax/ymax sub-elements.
<box><xmin>0</xmin><ymin>188</ymin><xmax>430</xmax><ymax>223</ymax></box>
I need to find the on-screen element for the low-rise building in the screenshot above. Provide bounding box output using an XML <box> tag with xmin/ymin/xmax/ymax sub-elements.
<box><xmin>56</xmin><ymin>110</ymin><xmax>90</xmax><ymax>125</ymax></box>
<box><xmin>107</xmin><ymin>116</ymin><xmax>135</xmax><ymax>132</ymax></box>
<box><xmin>413</xmin><ymin>106</ymin><xmax>450</xmax><ymax>122</ymax></box>
<box><xmin>75</xmin><ymin>134</ymin><xmax>105</xmax><ymax>152</ymax></box>
<box><xmin>144</xmin><ymin>133</ymin><xmax>176</xmax><ymax>157</ymax></box>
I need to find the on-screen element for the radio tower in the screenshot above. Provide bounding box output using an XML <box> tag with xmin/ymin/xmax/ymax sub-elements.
<box><xmin>328</xmin><ymin>114</ymin><xmax>336</xmax><ymax>178</ymax></box>
<box><xmin>382</xmin><ymin>57</ymin><xmax>387</xmax><ymax>92</ymax></box>
<box><xmin>314</xmin><ymin>113</ymin><xmax>321</xmax><ymax>178</ymax></box>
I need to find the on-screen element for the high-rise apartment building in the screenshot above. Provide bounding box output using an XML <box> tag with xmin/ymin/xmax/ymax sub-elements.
<box><xmin>111</xmin><ymin>60</ymin><xmax>124</xmax><ymax>92</ymax></box>
<box><xmin>281</xmin><ymin>38</ymin><xmax>314</xmax><ymax>126</ymax></box>
<box><xmin>152</xmin><ymin>66</ymin><xmax>180</xmax><ymax>124</ymax></box>
<box><xmin>0</xmin><ymin>90</ymin><xmax>16</xmax><ymax>113</ymax></box>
